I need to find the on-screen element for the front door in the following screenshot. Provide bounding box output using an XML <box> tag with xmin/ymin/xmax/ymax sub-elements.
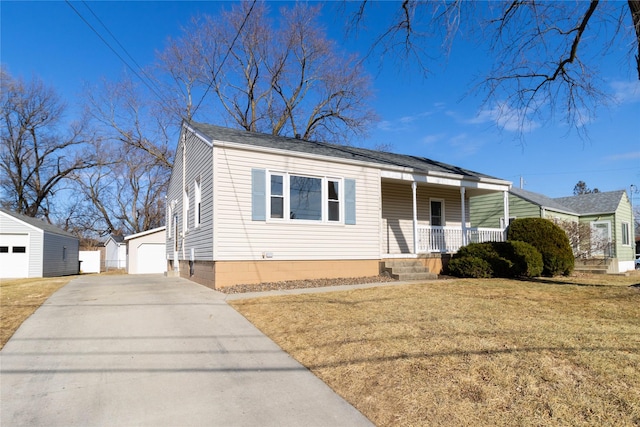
<box><xmin>590</xmin><ymin>221</ymin><xmax>611</xmax><ymax>257</ymax></box>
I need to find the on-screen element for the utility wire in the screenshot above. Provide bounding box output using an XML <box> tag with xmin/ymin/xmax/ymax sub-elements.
<box><xmin>79</xmin><ymin>0</ymin><xmax>166</xmax><ymax>102</ymax></box>
<box><xmin>508</xmin><ymin>166</ymin><xmax>638</xmax><ymax>178</ymax></box>
<box><xmin>67</xmin><ymin>0</ymin><xmax>257</xmax><ymax>124</ymax></box>
<box><xmin>191</xmin><ymin>0</ymin><xmax>257</xmax><ymax>118</ymax></box>
<box><xmin>65</xmin><ymin>0</ymin><xmax>171</xmax><ymax>112</ymax></box>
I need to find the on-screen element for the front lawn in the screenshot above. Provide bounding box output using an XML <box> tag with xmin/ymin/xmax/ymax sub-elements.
<box><xmin>230</xmin><ymin>274</ymin><xmax>640</xmax><ymax>426</ymax></box>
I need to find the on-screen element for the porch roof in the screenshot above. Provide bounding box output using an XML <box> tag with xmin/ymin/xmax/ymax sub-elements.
<box><xmin>187</xmin><ymin>121</ymin><xmax>511</xmax><ymax>189</ymax></box>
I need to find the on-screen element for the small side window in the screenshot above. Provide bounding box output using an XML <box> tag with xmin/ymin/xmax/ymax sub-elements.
<box><xmin>13</xmin><ymin>246</ymin><xmax>26</xmax><ymax>253</ymax></box>
<box><xmin>270</xmin><ymin>174</ymin><xmax>284</xmax><ymax>219</ymax></box>
<box><xmin>0</xmin><ymin>246</ymin><xmax>8</xmax><ymax>253</ymax></box>
<box><xmin>328</xmin><ymin>180</ymin><xmax>340</xmax><ymax>222</ymax></box>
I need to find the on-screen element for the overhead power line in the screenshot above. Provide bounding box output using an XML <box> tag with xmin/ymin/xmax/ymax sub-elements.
<box><xmin>65</xmin><ymin>0</ymin><xmax>169</xmax><ymax>108</ymax></box>
<box><xmin>191</xmin><ymin>0</ymin><xmax>257</xmax><ymax>118</ymax></box>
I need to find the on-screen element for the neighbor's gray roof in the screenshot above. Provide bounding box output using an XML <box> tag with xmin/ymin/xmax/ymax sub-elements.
<box><xmin>554</xmin><ymin>190</ymin><xmax>625</xmax><ymax>215</ymax></box>
<box><xmin>510</xmin><ymin>187</ymin><xmax>579</xmax><ymax>215</ymax></box>
<box><xmin>0</xmin><ymin>208</ymin><xmax>78</xmax><ymax>239</ymax></box>
<box><xmin>188</xmin><ymin>122</ymin><xmax>506</xmax><ymax>182</ymax></box>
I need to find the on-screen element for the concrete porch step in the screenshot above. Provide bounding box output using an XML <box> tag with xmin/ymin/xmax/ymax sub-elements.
<box><xmin>383</xmin><ymin>260</ymin><xmax>437</xmax><ymax>281</ymax></box>
<box><xmin>394</xmin><ymin>272</ymin><xmax>438</xmax><ymax>281</ymax></box>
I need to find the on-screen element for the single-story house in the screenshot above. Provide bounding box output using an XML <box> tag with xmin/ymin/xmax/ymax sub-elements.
<box><xmin>104</xmin><ymin>234</ymin><xmax>126</xmax><ymax>270</ymax></box>
<box><xmin>124</xmin><ymin>226</ymin><xmax>167</xmax><ymax>274</ymax></box>
<box><xmin>470</xmin><ymin>187</ymin><xmax>636</xmax><ymax>273</ymax></box>
<box><xmin>0</xmin><ymin>208</ymin><xmax>80</xmax><ymax>278</ymax></box>
<box><xmin>166</xmin><ymin>121</ymin><xmax>512</xmax><ymax>289</ymax></box>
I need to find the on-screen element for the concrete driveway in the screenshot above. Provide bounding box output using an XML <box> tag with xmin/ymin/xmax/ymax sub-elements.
<box><xmin>0</xmin><ymin>274</ymin><xmax>372</xmax><ymax>426</ymax></box>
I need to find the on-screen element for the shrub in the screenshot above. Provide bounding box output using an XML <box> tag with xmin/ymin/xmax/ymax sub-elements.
<box><xmin>451</xmin><ymin>241</ymin><xmax>543</xmax><ymax>278</ymax></box>
<box><xmin>455</xmin><ymin>242</ymin><xmax>513</xmax><ymax>277</ymax></box>
<box><xmin>447</xmin><ymin>256</ymin><xmax>492</xmax><ymax>278</ymax></box>
<box><xmin>494</xmin><ymin>241</ymin><xmax>543</xmax><ymax>278</ymax></box>
<box><xmin>507</xmin><ymin>218</ymin><xmax>574</xmax><ymax>276</ymax></box>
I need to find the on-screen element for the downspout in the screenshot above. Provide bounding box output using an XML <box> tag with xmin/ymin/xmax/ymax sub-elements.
<box><xmin>412</xmin><ymin>181</ymin><xmax>418</xmax><ymax>254</ymax></box>
<box><xmin>460</xmin><ymin>187</ymin><xmax>467</xmax><ymax>246</ymax></box>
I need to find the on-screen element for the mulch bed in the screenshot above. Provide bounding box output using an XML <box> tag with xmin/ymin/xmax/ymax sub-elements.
<box><xmin>219</xmin><ymin>275</ymin><xmax>400</xmax><ymax>294</ymax></box>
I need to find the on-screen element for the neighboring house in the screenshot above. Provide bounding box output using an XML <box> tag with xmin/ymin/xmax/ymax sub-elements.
<box><xmin>104</xmin><ymin>234</ymin><xmax>126</xmax><ymax>270</ymax></box>
<box><xmin>0</xmin><ymin>208</ymin><xmax>79</xmax><ymax>278</ymax></box>
<box><xmin>470</xmin><ymin>188</ymin><xmax>636</xmax><ymax>273</ymax></box>
<box><xmin>125</xmin><ymin>226</ymin><xmax>167</xmax><ymax>274</ymax></box>
<box><xmin>166</xmin><ymin>121</ymin><xmax>512</xmax><ymax>289</ymax></box>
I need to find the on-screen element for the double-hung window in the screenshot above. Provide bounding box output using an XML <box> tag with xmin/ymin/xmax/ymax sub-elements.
<box><xmin>622</xmin><ymin>222</ymin><xmax>630</xmax><ymax>246</ymax></box>
<box><xmin>327</xmin><ymin>179</ymin><xmax>340</xmax><ymax>221</ymax></box>
<box><xmin>270</xmin><ymin>174</ymin><xmax>285</xmax><ymax>219</ymax></box>
<box><xmin>267</xmin><ymin>172</ymin><xmax>341</xmax><ymax>222</ymax></box>
<box><xmin>194</xmin><ymin>178</ymin><xmax>201</xmax><ymax>227</ymax></box>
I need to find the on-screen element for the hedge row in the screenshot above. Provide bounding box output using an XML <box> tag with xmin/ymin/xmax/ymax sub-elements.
<box><xmin>448</xmin><ymin>241</ymin><xmax>543</xmax><ymax>278</ymax></box>
<box><xmin>448</xmin><ymin>218</ymin><xmax>574</xmax><ymax>278</ymax></box>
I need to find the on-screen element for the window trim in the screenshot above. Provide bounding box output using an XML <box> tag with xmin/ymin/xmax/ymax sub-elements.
<box><xmin>621</xmin><ymin>221</ymin><xmax>631</xmax><ymax>246</ymax></box>
<box><xmin>194</xmin><ymin>177</ymin><xmax>201</xmax><ymax>228</ymax></box>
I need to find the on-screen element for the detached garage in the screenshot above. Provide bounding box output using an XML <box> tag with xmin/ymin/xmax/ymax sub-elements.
<box><xmin>0</xmin><ymin>208</ymin><xmax>80</xmax><ymax>278</ymax></box>
<box><xmin>125</xmin><ymin>226</ymin><xmax>167</xmax><ymax>274</ymax></box>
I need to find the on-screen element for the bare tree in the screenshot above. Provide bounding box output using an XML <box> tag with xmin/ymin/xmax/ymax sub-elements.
<box><xmin>0</xmin><ymin>67</ymin><xmax>96</xmax><ymax>220</ymax></box>
<box><xmin>346</xmin><ymin>1</ymin><xmax>640</xmax><ymax>135</ymax></box>
<box><xmin>75</xmin><ymin>76</ymin><xmax>173</xmax><ymax>235</ymax></box>
<box><xmin>157</xmin><ymin>2</ymin><xmax>377</xmax><ymax>143</ymax></box>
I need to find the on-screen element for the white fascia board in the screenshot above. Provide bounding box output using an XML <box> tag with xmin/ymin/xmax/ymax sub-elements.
<box><xmin>125</xmin><ymin>226</ymin><xmax>167</xmax><ymax>241</ymax></box>
<box><xmin>184</xmin><ymin>123</ymin><xmax>213</xmax><ymax>147</ymax></box>
<box><xmin>380</xmin><ymin>170</ymin><xmax>511</xmax><ymax>191</ymax></box>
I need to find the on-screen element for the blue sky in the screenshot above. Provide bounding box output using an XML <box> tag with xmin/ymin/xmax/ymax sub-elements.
<box><xmin>2</xmin><ymin>1</ymin><xmax>639</xmax><ymax>200</ymax></box>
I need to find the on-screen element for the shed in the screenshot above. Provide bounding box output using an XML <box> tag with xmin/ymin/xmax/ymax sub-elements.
<box><xmin>125</xmin><ymin>226</ymin><xmax>167</xmax><ymax>274</ymax></box>
<box><xmin>104</xmin><ymin>234</ymin><xmax>126</xmax><ymax>270</ymax></box>
<box><xmin>0</xmin><ymin>208</ymin><xmax>80</xmax><ymax>278</ymax></box>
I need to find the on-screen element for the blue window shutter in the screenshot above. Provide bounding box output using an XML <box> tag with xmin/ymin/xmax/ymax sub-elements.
<box><xmin>345</xmin><ymin>178</ymin><xmax>356</xmax><ymax>225</ymax></box>
<box><xmin>252</xmin><ymin>169</ymin><xmax>266</xmax><ymax>221</ymax></box>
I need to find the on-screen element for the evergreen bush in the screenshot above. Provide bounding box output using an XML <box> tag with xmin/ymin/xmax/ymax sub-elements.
<box><xmin>507</xmin><ymin>218</ymin><xmax>574</xmax><ymax>276</ymax></box>
<box><xmin>447</xmin><ymin>256</ymin><xmax>492</xmax><ymax>278</ymax></box>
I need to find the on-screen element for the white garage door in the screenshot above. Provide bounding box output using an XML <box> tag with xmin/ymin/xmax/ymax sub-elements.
<box><xmin>136</xmin><ymin>243</ymin><xmax>166</xmax><ymax>274</ymax></box>
<box><xmin>0</xmin><ymin>234</ymin><xmax>29</xmax><ymax>278</ymax></box>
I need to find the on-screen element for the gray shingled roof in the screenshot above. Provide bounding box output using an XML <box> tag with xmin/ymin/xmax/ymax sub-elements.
<box><xmin>554</xmin><ymin>190</ymin><xmax>625</xmax><ymax>215</ymax></box>
<box><xmin>188</xmin><ymin>122</ymin><xmax>506</xmax><ymax>182</ymax></box>
<box><xmin>0</xmin><ymin>208</ymin><xmax>78</xmax><ymax>239</ymax></box>
<box><xmin>510</xmin><ymin>187</ymin><xmax>579</xmax><ymax>214</ymax></box>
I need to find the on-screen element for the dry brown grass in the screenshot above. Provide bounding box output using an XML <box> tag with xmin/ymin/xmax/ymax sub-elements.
<box><xmin>1</xmin><ymin>277</ymin><xmax>73</xmax><ymax>349</ymax></box>
<box><xmin>230</xmin><ymin>273</ymin><xmax>640</xmax><ymax>426</ymax></box>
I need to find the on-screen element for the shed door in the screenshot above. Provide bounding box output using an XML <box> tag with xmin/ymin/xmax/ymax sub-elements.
<box><xmin>137</xmin><ymin>243</ymin><xmax>166</xmax><ymax>274</ymax></box>
<box><xmin>0</xmin><ymin>234</ymin><xmax>29</xmax><ymax>278</ymax></box>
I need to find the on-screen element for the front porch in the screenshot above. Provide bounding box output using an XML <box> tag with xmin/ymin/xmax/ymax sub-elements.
<box><xmin>381</xmin><ymin>175</ymin><xmax>510</xmax><ymax>257</ymax></box>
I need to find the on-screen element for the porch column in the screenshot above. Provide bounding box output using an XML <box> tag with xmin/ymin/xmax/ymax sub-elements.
<box><xmin>460</xmin><ymin>187</ymin><xmax>467</xmax><ymax>246</ymax></box>
<box><xmin>412</xmin><ymin>181</ymin><xmax>418</xmax><ymax>254</ymax></box>
<box><xmin>503</xmin><ymin>190</ymin><xmax>510</xmax><ymax>239</ymax></box>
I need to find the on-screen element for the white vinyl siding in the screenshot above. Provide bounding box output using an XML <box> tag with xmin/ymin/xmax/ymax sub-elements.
<box><xmin>166</xmin><ymin>129</ymin><xmax>214</xmax><ymax>261</ymax></box>
<box><xmin>0</xmin><ymin>213</ymin><xmax>43</xmax><ymax>277</ymax></box>
<box><xmin>214</xmin><ymin>146</ymin><xmax>380</xmax><ymax>261</ymax></box>
<box><xmin>381</xmin><ymin>181</ymin><xmax>466</xmax><ymax>255</ymax></box>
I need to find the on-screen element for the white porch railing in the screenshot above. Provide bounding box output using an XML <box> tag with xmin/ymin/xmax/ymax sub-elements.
<box><xmin>417</xmin><ymin>226</ymin><xmax>505</xmax><ymax>253</ymax></box>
